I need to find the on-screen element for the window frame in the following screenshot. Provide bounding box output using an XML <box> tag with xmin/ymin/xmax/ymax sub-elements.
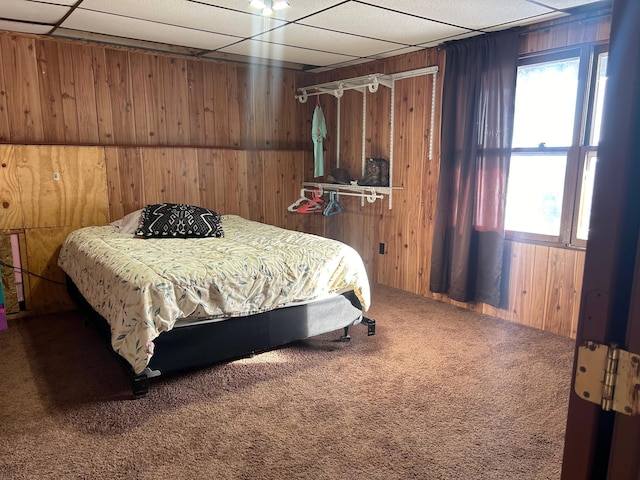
<box><xmin>505</xmin><ymin>42</ymin><xmax>609</xmax><ymax>249</ymax></box>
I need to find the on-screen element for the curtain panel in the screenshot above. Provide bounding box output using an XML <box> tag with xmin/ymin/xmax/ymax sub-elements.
<box><xmin>430</xmin><ymin>30</ymin><xmax>519</xmax><ymax>307</ymax></box>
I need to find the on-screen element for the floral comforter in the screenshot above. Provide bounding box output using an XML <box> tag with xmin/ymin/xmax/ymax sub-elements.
<box><xmin>58</xmin><ymin>215</ymin><xmax>371</xmax><ymax>374</ymax></box>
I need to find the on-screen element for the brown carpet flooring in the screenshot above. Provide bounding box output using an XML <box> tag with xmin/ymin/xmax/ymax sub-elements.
<box><xmin>0</xmin><ymin>284</ymin><xmax>574</xmax><ymax>480</ymax></box>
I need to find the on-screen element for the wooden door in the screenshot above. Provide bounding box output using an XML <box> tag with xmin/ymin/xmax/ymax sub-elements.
<box><xmin>561</xmin><ymin>0</ymin><xmax>640</xmax><ymax>477</ymax></box>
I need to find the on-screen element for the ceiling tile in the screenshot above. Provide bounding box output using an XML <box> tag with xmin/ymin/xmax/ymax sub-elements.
<box><xmin>218</xmin><ymin>39</ymin><xmax>358</xmax><ymax>68</ymax></box>
<box><xmin>369</xmin><ymin>0</ymin><xmax>556</xmax><ymax>30</ymax></box>
<box><xmin>368</xmin><ymin>46</ymin><xmax>427</xmax><ymax>59</ymax></box>
<box><xmin>481</xmin><ymin>12</ymin><xmax>568</xmax><ymax>31</ymax></box>
<box><xmin>3</xmin><ymin>0</ymin><xmax>71</xmax><ymax>24</ymax></box>
<box><xmin>77</xmin><ymin>0</ymin><xmax>286</xmax><ymax>38</ymax></box>
<box><xmin>534</xmin><ymin>0</ymin><xmax>607</xmax><ymax>8</ymax></box>
<box><xmin>43</xmin><ymin>0</ymin><xmax>78</xmax><ymax>4</ymax></box>
<box><xmin>297</xmin><ymin>2</ymin><xmax>470</xmax><ymax>46</ymax></box>
<box><xmin>0</xmin><ymin>19</ymin><xmax>52</xmax><ymax>35</ymax></box>
<box><xmin>0</xmin><ymin>0</ymin><xmax>610</xmax><ymax>72</ymax></box>
<box><xmin>253</xmin><ymin>23</ymin><xmax>404</xmax><ymax>58</ymax></box>
<box><xmin>61</xmin><ymin>9</ymin><xmax>239</xmax><ymax>51</ymax></box>
<box><xmin>196</xmin><ymin>0</ymin><xmax>347</xmax><ymax>21</ymax></box>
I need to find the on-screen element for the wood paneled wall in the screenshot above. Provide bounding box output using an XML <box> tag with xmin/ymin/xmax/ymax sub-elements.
<box><xmin>0</xmin><ymin>31</ymin><xmax>311</xmax><ymax>149</ymax></box>
<box><xmin>305</xmin><ymin>12</ymin><xmax>610</xmax><ymax>339</ymax></box>
<box><xmin>104</xmin><ymin>146</ymin><xmax>322</xmax><ymax>234</ymax></box>
<box><xmin>0</xmin><ymin>10</ymin><xmax>611</xmax><ymax>338</ymax></box>
<box><xmin>0</xmin><ymin>145</ymin><xmax>108</xmax><ymax>314</ymax></box>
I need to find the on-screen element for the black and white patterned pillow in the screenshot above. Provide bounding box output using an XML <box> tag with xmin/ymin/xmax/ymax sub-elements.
<box><xmin>135</xmin><ymin>203</ymin><xmax>224</xmax><ymax>238</ymax></box>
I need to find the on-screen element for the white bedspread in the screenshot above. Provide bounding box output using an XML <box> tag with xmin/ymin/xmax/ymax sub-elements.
<box><xmin>58</xmin><ymin>215</ymin><xmax>370</xmax><ymax>374</ymax></box>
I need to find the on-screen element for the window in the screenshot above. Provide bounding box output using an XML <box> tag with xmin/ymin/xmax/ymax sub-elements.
<box><xmin>504</xmin><ymin>45</ymin><xmax>608</xmax><ymax>247</ymax></box>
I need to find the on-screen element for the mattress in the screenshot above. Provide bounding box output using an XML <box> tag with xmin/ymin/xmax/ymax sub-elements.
<box><xmin>58</xmin><ymin>215</ymin><xmax>371</xmax><ymax>374</ymax></box>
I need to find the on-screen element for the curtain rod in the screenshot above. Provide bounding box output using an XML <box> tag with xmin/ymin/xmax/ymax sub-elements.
<box><xmin>519</xmin><ymin>10</ymin><xmax>611</xmax><ymax>36</ymax></box>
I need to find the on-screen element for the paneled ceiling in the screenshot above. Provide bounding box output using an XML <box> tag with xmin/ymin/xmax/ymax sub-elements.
<box><xmin>1</xmin><ymin>0</ymin><xmax>611</xmax><ymax>72</ymax></box>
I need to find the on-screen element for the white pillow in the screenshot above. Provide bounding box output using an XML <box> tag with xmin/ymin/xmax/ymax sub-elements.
<box><xmin>109</xmin><ymin>209</ymin><xmax>143</xmax><ymax>234</ymax></box>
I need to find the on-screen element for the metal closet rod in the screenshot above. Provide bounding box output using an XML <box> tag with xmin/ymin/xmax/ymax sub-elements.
<box><xmin>294</xmin><ymin>66</ymin><xmax>439</xmax><ymax>103</ymax></box>
<box><xmin>295</xmin><ymin>74</ymin><xmax>391</xmax><ymax>103</ymax></box>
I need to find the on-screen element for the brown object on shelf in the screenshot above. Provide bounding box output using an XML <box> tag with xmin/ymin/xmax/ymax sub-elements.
<box><xmin>326</xmin><ymin>168</ymin><xmax>352</xmax><ymax>185</ymax></box>
<box><xmin>357</xmin><ymin>158</ymin><xmax>389</xmax><ymax>187</ymax></box>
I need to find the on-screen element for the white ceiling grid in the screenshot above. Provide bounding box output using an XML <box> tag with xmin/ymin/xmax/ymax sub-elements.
<box><xmin>0</xmin><ymin>0</ymin><xmax>611</xmax><ymax>71</ymax></box>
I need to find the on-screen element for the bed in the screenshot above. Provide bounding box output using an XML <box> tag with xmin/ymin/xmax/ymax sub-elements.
<box><xmin>58</xmin><ymin>205</ymin><xmax>374</xmax><ymax>398</ymax></box>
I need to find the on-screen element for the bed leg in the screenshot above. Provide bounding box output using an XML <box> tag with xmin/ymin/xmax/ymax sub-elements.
<box><xmin>339</xmin><ymin>326</ymin><xmax>351</xmax><ymax>342</ymax></box>
<box><xmin>131</xmin><ymin>373</ymin><xmax>149</xmax><ymax>399</ymax></box>
<box><xmin>360</xmin><ymin>317</ymin><xmax>376</xmax><ymax>336</ymax></box>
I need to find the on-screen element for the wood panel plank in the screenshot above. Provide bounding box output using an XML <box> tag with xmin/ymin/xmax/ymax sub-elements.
<box><xmin>70</xmin><ymin>44</ymin><xmax>100</xmax><ymax>143</ymax></box>
<box><xmin>170</xmin><ymin>148</ymin><xmax>201</xmax><ymax>207</ymax></box>
<box><xmin>116</xmin><ymin>147</ymin><xmax>145</xmax><ymax>214</ymax></box>
<box><xmin>570</xmin><ymin>249</ymin><xmax>587</xmax><ymax>339</ymax></box>
<box><xmin>227</xmin><ymin>64</ymin><xmax>242</xmax><ymax>148</ymax></box>
<box><xmin>35</xmin><ymin>40</ymin><xmax>65</xmax><ymax>142</ymax></box>
<box><xmin>24</xmin><ymin>226</ymin><xmax>76</xmax><ymax>314</ymax></box>
<box><xmin>221</xmin><ymin>149</ymin><xmax>241</xmax><ymax>215</ymax></box>
<box><xmin>140</xmin><ymin>148</ymin><xmax>168</xmax><ymax>205</ymax></box>
<box><xmin>129</xmin><ymin>53</ymin><xmax>152</xmax><ymax>145</ymax></box>
<box><xmin>91</xmin><ymin>46</ymin><xmax>115</xmax><ymax>144</ymax></box>
<box><xmin>16</xmin><ymin>146</ymin><xmax>108</xmax><ymax>228</ymax></box>
<box><xmin>0</xmin><ymin>35</ymin><xmax>10</xmax><ymax>142</ymax></box>
<box><xmin>0</xmin><ymin>232</ymin><xmax>19</xmax><ymax>314</ymax></box>
<box><xmin>161</xmin><ymin>56</ymin><xmax>190</xmax><ymax>145</ymax></box>
<box><xmin>57</xmin><ymin>42</ymin><xmax>81</xmax><ymax>142</ymax></box>
<box><xmin>201</xmin><ymin>62</ymin><xmax>217</xmax><ymax>146</ymax></box>
<box><xmin>104</xmin><ymin>49</ymin><xmax>136</xmax><ymax>144</ymax></box>
<box><xmin>245</xmin><ymin>150</ymin><xmax>264</xmax><ymax>223</ymax></box>
<box><xmin>236</xmin><ymin>64</ymin><xmax>256</xmax><ymax>148</ymax></box>
<box><xmin>139</xmin><ymin>54</ymin><xmax>167</xmax><ymax>144</ymax></box>
<box><xmin>506</xmin><ymin>241</ymin><xmax>533</xmax><ymax>325</ymax></box>
<box><xmin>1</xmin><ymin>34</ymin><xmax>44</xmax><ymax>141</ymax></box>
<box><xmin>187</xmin><ymin>60</ymin><xmax>205</xmax><ymax>146</ymax></box>
<box><xmin>104</xmin><ymin>146</ymin><xmax>124</xmax><ymax>221</ymax></box>
<box><xmin>0</xmin><ymin>145</ymin><xmax>24</xmax><ymax>229</ymax></box>
<box><xmin>234</xmin><ymin>150</ymin><xmax>252</xmax><ymax>221</ymax></box>
<box><xmin>397</xmin><ymin>76</ymin><xmax>430</xmax><ymax>293</ymax></box>
<box><xmin>543</xmin><ymin>247</ymin><xmax>578</xmax><ymax>337</ymax></box>
<box><xmin>529</xmin><ymin>245</ymin><xmax>551</xmax><ymax>331</ymax></box>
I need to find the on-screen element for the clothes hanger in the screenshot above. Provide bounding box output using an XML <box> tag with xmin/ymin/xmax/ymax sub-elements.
<box><xmin>288</xmin><ymin>196</ymin><xmax>309</xmax><ymax>212</ymax></box>
<box><xmin>323</xmin><ymin>191</ymin><xmax>346</xmax><ymax>216</ymax></box>
<box><xmin>297</xmin><ymin>188</ymin><xmax>327</xmax><ymax>214</ymax></box>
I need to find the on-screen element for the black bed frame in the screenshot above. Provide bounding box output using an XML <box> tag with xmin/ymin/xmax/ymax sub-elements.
<box><xmin>66</xmin><ymin>276</ymin><xmax>375</xmax><ymax>398</ymax></box>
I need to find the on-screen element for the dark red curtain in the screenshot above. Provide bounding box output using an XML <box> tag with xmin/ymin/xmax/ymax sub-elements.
<box><xmin>430</xmin><ymin>30</ymin><xmax>519</xmax><ymax>307</ymax></box>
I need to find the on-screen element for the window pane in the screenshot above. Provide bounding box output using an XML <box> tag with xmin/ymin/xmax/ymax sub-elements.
<box><xmin>505</xmin><ymin>154</ymin><xmax>567</xmax><ymax>236</ymax></box>
<box><xmin>589</xmin><ymin>53</ymin><xmax>608</xmax><ymax>145</ymax></box>
<box><xmin>511</xmin><ymin>58</ymin><xmax>580</xmax><ymax>148</ymax></box>
<box><xmin>577</xmin><ymin>152</ymin><xmax>598</xmax><ymax>240</ymax></box>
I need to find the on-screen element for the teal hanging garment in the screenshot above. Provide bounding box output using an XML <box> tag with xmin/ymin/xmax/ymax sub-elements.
<box><xmin>312</xmin><ymin>99</ymin><xmax>327</xmax><ymax>178</ymax></box>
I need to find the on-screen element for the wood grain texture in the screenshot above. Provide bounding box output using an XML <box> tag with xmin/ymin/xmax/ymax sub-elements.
<box><xmin>35</xmin><ymin>40</ymin><xmax>66</xmax><ymax>141</ymax></box>
<box><xmin>1</xmin><ymin>34</ymin><xmax>44</xmax><ymax>140</ymax></box>
<box><xmin>104</xmin><ymin>49</ymin><xmax>136</xmax><ymax>145</ymax></box>
<box><xmin>0</xmin><ymin>145</ymin><xmax>24</xmax><ymax>229</ymax></box>
<box><xmin>57</xmin><ymin>42</ymin><xmax>81</xmax><ymax>142</ymax></box>
<box><xmin>24</xmin><ymin>226</ymin><xmax>76</xmax><ymax>314</ymax></box>
<box><xmin>0</xmin><ymin>232</ymin><xmax>19</xmax><ymax>314</ymax></box>
<box><xmin>15</xmin><ymin>145</ymin><xmax>108</xmax><ymax>228</ymax></box>
<box><xmin>70</xmin><ymin>44</ymin><xmax>100</xmax><ymax>143</ymax></box>
<box><xmin>91</xmin><ymin>46</ymin><xmax>115</xmax><ymax>144</ymax></box>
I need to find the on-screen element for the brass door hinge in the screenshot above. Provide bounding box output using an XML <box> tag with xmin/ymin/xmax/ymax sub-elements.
<box><xmin>575</xmin><ymin>341</ymin><xmax>640</xmax><ymax>416</ymax></box>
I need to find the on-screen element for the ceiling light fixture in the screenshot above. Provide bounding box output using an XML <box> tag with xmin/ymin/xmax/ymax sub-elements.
<box><xmin>249</xmin><ymin>0</ymin><xmax>290</xmax><ymax>16</ymax></box>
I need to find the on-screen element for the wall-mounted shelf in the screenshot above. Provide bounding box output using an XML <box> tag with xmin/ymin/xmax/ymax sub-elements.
<box><xmin>294</xmin><ymin>73</ymin><xmax>393</xmax><ymax>103</ymax></box>
<box><xmin>301</xmin><ymin>182</ymin><xmax>403</xmax><ymax>205</ymax></box>
<box><xmin>295</xmin><ymin>66</ymin><xmax>438</xmax><ymax>210</ymax></box>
